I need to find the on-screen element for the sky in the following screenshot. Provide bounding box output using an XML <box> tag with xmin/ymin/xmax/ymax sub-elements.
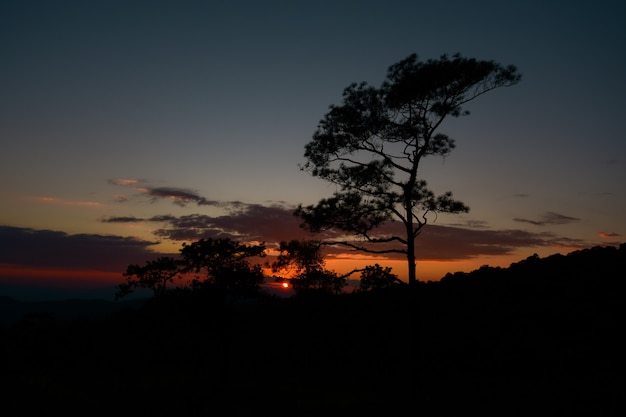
<box><xmin>1</xmin><ymin>0</ymin><xmax>625</xmax><ymax>301</ymax></box>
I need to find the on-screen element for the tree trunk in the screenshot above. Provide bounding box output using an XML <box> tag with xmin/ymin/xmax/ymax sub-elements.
<box><xmin>406</xmin><ymin>219</ymin><xmax>417</xmax><ymax>286</ymax></box>
<box><xmin>407</xmin><ymin>241</ymin><xmax>416</xmax><ymax>286</ymax></box>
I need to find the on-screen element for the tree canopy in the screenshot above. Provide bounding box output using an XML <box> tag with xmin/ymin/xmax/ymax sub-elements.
<box><xmin>116</xmin><ymin>256</ymin><xmax>183</xmax><ymax>300</ymax></box>
<box><xmin>116</xmin><ymin>238</ymin><xmax>267</xmax><ymax>301</ymax></box>
<box><xmin>271</xmin><ymin>239</ymin><xmax>346</xmax><ymax>294</ymax></box>
<box><xmin>180</xmin><ymin>238</ymin><xmax>266</xmax><ymax>297</ymax></box>
<box><xmin>296</xmin><ymin>53</ymin><xmax>521</xmax><ymax>286</ymax></box>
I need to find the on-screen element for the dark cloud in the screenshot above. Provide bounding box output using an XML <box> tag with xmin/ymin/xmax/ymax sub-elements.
<box><xmin>101</xmin><ymin>214</ymin><xmax>178</xmax><ymax>223</ymax></box>
<box><xmin>101</xmin><ymin>216</ymin><xmax>144</xmax><ymax>223</ymax></box>
<box><xmin>146</xmin><ymin>187</ymin><xmax>219</xmax><ymax>207</ymax></box>
<box><xmin>415</xmin><ymin>224</ymin><xmax>575</xmax><ymax>260</ymax></box>
<box><xmin>108</xmin><ymin>179</ymin><xmax>220</xmax><ymax>207</ymax></box>
<box><xmin>0</xmin><ymin>226</ymin><xmax>161</xmax><ymax>272</ymax></box>
<box><xmin>154</xmin><ymin>205</ymin><xmax>309</xmax><ymax>244</ymax></box>
<box><xmin>513</xmin><ymin>211</ymin><xmax>580</xmax><ymax>226</ymax></box>
<box><xmin>1</xmin><ymin>206</ymin><xmax>595</xmax><ymax>280</ymax></box>
<box><xmin>100</xmin><ymin>203</ymin><xmax>310</xmax><ymax>245</ymax></box>
<box><xmin>319</xmin><ymin>222</ymin><xmax>575</xmax><ymax>261</ymax></box>
<box><xmin>94</xmin><ymin>199</ymin><xmax>594</xmax><ymax>264</ymax></box>
<box><xmin>445</xmin><ymin>219</ymin><xmax>490</xmax><ymax>229</ymax></box>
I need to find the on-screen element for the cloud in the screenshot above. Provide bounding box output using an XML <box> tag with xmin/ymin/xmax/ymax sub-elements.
<box><xmin>109</xmin><ymin>179</ymin><xmax>221</xmax><ymax>207</ymax></box>
<box><xmin>415</xmin><ymin>224</ymin><xmax>576</xmax><ymax>260</ymax></box>
<box><xmin>101</xmin><ymin>203</ymin><xmax>309</xmax><ymax>244</ymax></box>
<box><xmin>101</xmin><ymin>216</ymin><xmax>144</xmax><ymax>223</ymax></box>
<box><xmin>445</xmin><ymin>219</ymin><xmax>490</xmax><ymax>229</ymax></box>
<box><xmin>113</xmin><ymin>194</ymin><xmax>129</xmax><ymax>203</ymax></box>
<box><xmin>100</xmin><ymin>200</ymin><xmax>585</xmax><ymax>262</ymax></box>
<box><xmin>599</xmin><ymin>231</ymin><xmax>621</xmax><ymax>238</ymax></box>
<box><xmin>108</xmin><ymin>178</ymin><xmax>142</xmax><ymax>186</ymax></box>
<box><xmin>109</xmin><ymin>178</ymin><xmax>236</xmax><ymax>208</ymax></box>
<box><xmin>0</xmin><ymin>226</ymin><xmax>161</xmax><ymax>272</ymax></box>
<box><xmin>318</xmin><ymin>221</ymin><xmax>575</xmax><ymax>261</ymax></box>
<box><xmin>36</xmin><ymin>197</ymin><xmax>101</xmax><ymax>207</ymax></box>
<box><xmin>145</xmin><ymin>187</ymin><xmax>220</xmax><ymax>207</ymax></box>
<box><xmin>513</xmin><ymin>211</ymin><xmax>580</xmax><ymax>226</ymax></box>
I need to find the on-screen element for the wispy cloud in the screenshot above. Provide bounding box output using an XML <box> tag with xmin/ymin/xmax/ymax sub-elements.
<box><xmin>599</xmin><ymin>231</ymin><xmax>621</xmax><ymax>238</ymax></box>
<box><xmin>108</xmin><ymin>178</ymin><xmax>222</xmax><ymax>207</ymax></box>
<box><xmin>145</xmin><ymin>187</ymin><xmax>220</xmax><ymax>207</ymax></box>
<box><xmin>108</xmin><ymin>178</ymin><xmax>142</xmax><ymax>186</ymax></box>
<box><xmin>36</xmin><ymin>197</ymin><xmax>101</xmax><ymax>207</ymax></box>
<box><xmin>513</xmin><ymin>211</ymin><xmax>580</xmax><ymax>226</ymax></box>
<box><xmin>101</xmin><ymin>216</ymin><xmax>145</xmax><ymax>223</ymax></box>
<box><xmin>113</xmin><ymin>194</ymin><xmax>129</xmax><ymax>203</ymax></box>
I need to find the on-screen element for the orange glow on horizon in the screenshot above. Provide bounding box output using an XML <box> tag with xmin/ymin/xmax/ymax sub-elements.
<box><xmin>0</xmin><ymin>264</ymin><xmax>121</xmax><ymax>288</ymax></box>
<box><xmin>325</xmin><ymin>254</ymin><xmax>525</xmax><ymax>282</ymax></box>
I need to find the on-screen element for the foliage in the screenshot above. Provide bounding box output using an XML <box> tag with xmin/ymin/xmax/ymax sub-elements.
<box><xmin>271</xmin><ymin>239</ymin><xmax>325</xmax><ymax>277</ymax></box>
<box><xmin>116</xmin><ymin>238</ymin><xmax>267</xmax><ymax>301</ymax></box>
<box><xmin>180</xmin><ymin>238</ymin><xmax>266</xmax><ymax>297</ymax></box>
<box><xmin>357</xmin><ymin>263</ymin><xmax>403</xmax><ymax>292</ymax></box>
<box><xmin>296</xmin><ymin>53</ymin><xmax>521</xmax><ymax>286</ymax></box>
<box><xmin>271</xmin><ymin>239</ymin><xmax>346</xmax><ymax>294</ymax></box>
<box><xmin>115</xmin><ymin>256</ymin><xmax>183</xmax><ymax>300</ymax></box>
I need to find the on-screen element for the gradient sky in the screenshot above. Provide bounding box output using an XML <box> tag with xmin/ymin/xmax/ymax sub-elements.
<box><xmin>1</xmin><ymin>0</ymin><xmax>625</xmax><ymax>300</ymax></box>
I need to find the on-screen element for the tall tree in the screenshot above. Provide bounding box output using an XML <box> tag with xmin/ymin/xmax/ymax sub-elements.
<box><xmin>296</xmin><ymin>53</ymin><xmax>521</xmax><ymax>286</ymax></box>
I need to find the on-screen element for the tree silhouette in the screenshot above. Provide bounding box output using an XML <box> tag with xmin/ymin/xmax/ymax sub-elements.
<box><xmin>271</xmin><ymin>239</ymin><xmax>346</xmax><ymax>294</ymax></box>
<box><xmin>357</xmin><ymin>263</ymin><xmax>402</xmax><ymax>292</ymax></box>
<box><xmin>116</xmin><ymin>256</ymin><xmax>183</xmax><ymax>300</ymax></box>
<box><xmin>180</xmin><ymin>238</ymin><xmax>266</xmax><ymax>300</ymax></box>
<box><xmin>296</xmin><ymin>53</ymin><xmax>521</xmax><ymax>286</ymax></box>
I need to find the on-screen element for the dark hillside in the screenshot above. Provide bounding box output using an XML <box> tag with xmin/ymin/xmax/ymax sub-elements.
<box><xmin>0</xmin><ymin>244</ymin><xmax>623</xmax><ymax>416</ymax></box>
<box><xmin>417</xmin><ymin>244</ymin><xmax>625</xmax><ymax>415</ymax></box>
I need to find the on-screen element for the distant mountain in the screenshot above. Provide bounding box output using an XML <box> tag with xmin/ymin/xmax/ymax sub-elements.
<box><xmin>0</xmin><ymin>296</ymin><xmax>147</xmax><ymax>328</ymax></box>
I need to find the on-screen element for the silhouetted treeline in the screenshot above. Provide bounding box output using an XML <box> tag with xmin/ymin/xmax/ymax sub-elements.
<box><xmin>0</xmin><ymin>244</ymin><xmax>623</xmax><ymax>416</ymax></box>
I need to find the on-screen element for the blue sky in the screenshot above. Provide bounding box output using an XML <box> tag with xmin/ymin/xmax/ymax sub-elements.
<box><xmin>1</xmin><ymin>0</ymin><xmax>625</xmax><ymax>298</ymax></box>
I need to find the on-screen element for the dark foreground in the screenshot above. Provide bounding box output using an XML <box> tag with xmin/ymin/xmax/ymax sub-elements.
<box><xmin>1</xmin><ymin>245</ymin><xmax>624</xmax><ymax>416</ymax></box>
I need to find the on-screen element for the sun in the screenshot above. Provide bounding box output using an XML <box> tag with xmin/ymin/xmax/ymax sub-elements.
<box><xmin>282</xmin><ymin>282</ymin><xmax>289</xmax><ymax>288</ymax></box>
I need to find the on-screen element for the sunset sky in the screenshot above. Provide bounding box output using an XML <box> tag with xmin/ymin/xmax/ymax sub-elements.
<box><xmin>1</xmin><ymin>1</ymin><xmax>625</xmax><ymax>300</ymax></box>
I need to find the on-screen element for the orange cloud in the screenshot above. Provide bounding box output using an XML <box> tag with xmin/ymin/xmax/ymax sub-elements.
<box><xmin>108</xmin><ymin>178</ymin><xmax>140</xmax><ymax>186</ymax></box>
<box><xmin>36</xmin><ymin>196</ymin><xmax>101</xmax><ymax>207</ymax></box>
<box><xmin>599</xmin><ymin>231</ymin><xmax>620</xmax><ymax>238</ymax></box>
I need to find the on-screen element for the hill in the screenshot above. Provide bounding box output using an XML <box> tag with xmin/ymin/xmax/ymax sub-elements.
<box><xmin>0</xmin><ymin>244</ymin><xmax>623</xmax><ymax>416</ymax></box>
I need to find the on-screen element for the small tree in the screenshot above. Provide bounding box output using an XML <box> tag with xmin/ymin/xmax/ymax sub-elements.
<box><xmin>296</xmin><ymin>53</ymin><xmax>521</xmax><ymax>286</ymax></box>
<box><xmin>116</xmin><ymin>256</ymin><xmax>183</xmax><ymax>300</ymax></box>
<box><xmin>271</xmin><ymin>239</ymin><xmax>346</xmax><ymax>294</ymax></box>
<box><xmin>357</xmin><ymin>264</ymin><xmax>402</xmax><ymax>292</ymax></box>
<box><xmin>180</xmin><ymin>238</ymin><xmax>266</xmax><ymax>298</ymax></box>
